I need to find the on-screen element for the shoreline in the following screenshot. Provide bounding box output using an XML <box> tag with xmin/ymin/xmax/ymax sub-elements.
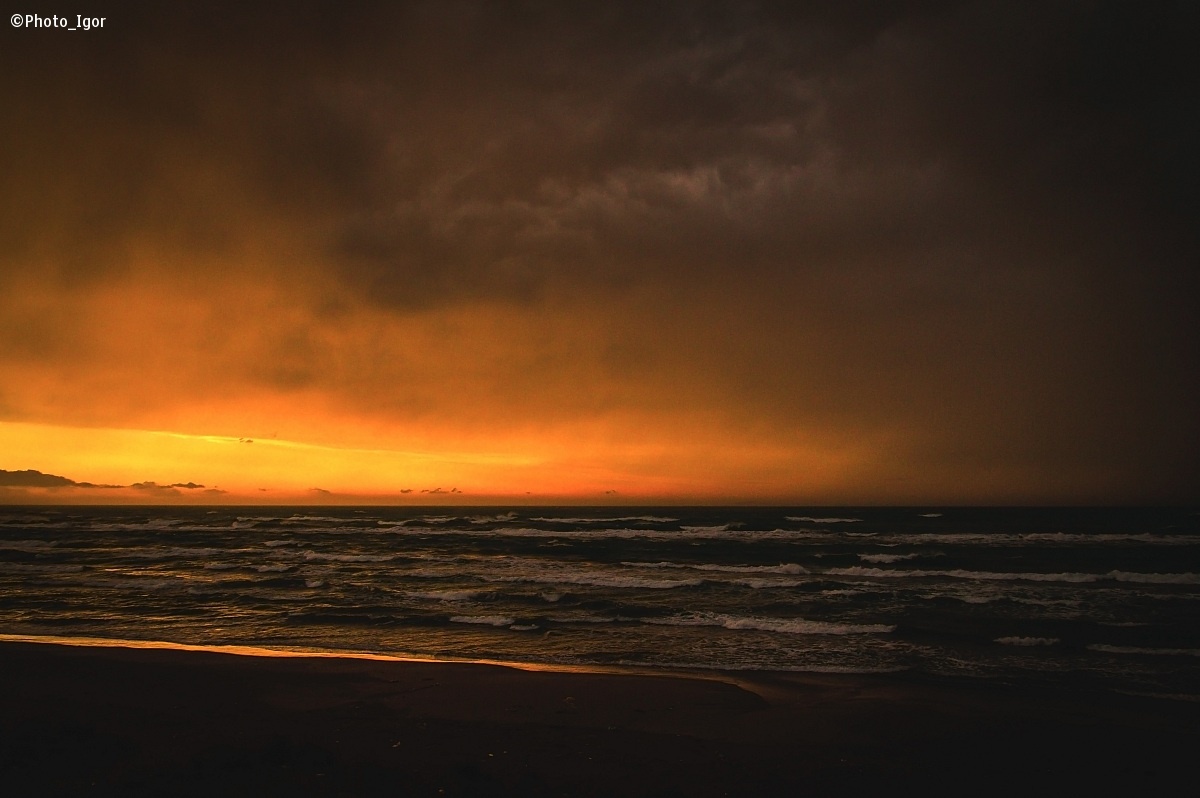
<box><xmin>3</xmin><ymin>638</ymin><xmax>1199</xmax><ymax>796</ymax></box>
<box><xmin>0</xmin><ymin>631</ymin><xmax>909</xmax><ymax>687</ymax></box>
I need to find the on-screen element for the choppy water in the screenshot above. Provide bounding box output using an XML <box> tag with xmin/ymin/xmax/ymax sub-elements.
<box><xmin>2</xmin><ymin>506</ymin><xmax>1198</xmax><ymax>697</ymax></box>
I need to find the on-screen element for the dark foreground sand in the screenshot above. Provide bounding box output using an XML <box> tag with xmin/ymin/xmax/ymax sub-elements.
<box><xmin>2</xmin><ymin>641</ymin><xmax>1197</xmax><ymax>796</ymax></box>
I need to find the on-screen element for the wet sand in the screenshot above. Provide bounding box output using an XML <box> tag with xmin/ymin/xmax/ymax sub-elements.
<box><xmin>1</xmin><ymin>640</ymin><xmax>1197</xmax><ymax>796</ymax></box>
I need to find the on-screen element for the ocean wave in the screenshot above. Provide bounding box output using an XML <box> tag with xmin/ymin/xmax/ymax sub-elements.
<box><xmin>825</xmin><ymin>566</ymin><xmax>1200</xmax><ymax>585</ymax></box>
<box><xmin>449</xmin><ymin>615</ymin><xmax>515</xmax><ymax>627</ymax></box>
<box><xmin>494</xmin><ymin>572</ymin><xmax>703</xmax><ymax>590</ymax></box>
<box><xmin>0</xmin><ymin>562</ymin><xmax>85</xmax><ymax>573</ymax></box>
<box><xmin>384</xmin><ymin>525</ymin><xmax>806</xmax><ymax>542</ymax></box>
<box><xmin>858</xmin><ymin>553</ymin><xmax>923</xmax><ymax>564</ymax></box>
<box><xmin>530</xmin><ymin>516</ymin><xmax>678</xmax><ymax>524</ymax></box>
<box><xmin>1087</xmin><ymin>644</ymin><xmax>1200</xmax><ymax>657</ymax></box>
<box><xmin>787</xmin><ymin>516</ymin><xmax>863</xmax><ymax>524</ymax></box>
<box><xmin>0</xmin><ymin>540</ymin><xmax>59</xmax><ymax>552</ymax></box>
<box><xmin>1111</xmin><ymin>571</ymin><xmax>1200</xmax><ymax>584</ymax></box>
<box><xmin>281</xmin><ymin>515</ymin><xmax>351</xmax><ymax>524</ymax></box>
<box><xmin>544</xmin><ymin>613</ymin><xmax>616</xmax><ymax>624</ymax></box>
<box><xmin>729</xmin><ymin>578</ymin><xmax>810</xmax><ymax>589</ymax></box>
<box><xmin>995</xmin><ymin>636</ymin><xmax>1060</xmax><ymax>646</ymax></box>
<box><xmin>613</xmin><ymin>659</ymin><xmax>910</xmax><ymax>675</ymax></box>
<box><xmin>643</xmin><ymin>613</ymin><xmax>894</xmax><ymax>635</ymax></box>
<box><xmin>302</xmin><ymin>551</ymin><xmax>396</xmax><ymax>563</ymax></box>
<box><xmin>405</xmin><ymin>589</ymin><xmax>486</xmax><ymax>602</ymax></box>
<box><xmin>625</xmin><ymin>561</ymin><xmax>808</xmax><ymax>575</ymax></box>
<box><xmin>469</xmin><ymin>512</ymin><xmax>518</xmax><ymax>524</ymax></box>
<box><xmin>129</xmin><ymin>547</ymin><xmax>227</xmax><ymax>559</ymax></box>
<box><xmin>790</xmin><ymin>531</ymin><xmax>1200</xmax><ymax>548</ymax></box>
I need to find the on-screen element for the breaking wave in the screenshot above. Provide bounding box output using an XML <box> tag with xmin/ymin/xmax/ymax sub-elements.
<box><xmin>644</xmin><ymin>613</ymin><xmax>894</xmax><ymax>635</ymax></box>
<box><xmin>825</xmin><ymin>567</ymin><xmax>1200</xmax><ymax>585</ymax></box>
<box><xmin>787</xmin><ymin>516</ymin><xmax>863</xmax><ymax>524</ymax></box>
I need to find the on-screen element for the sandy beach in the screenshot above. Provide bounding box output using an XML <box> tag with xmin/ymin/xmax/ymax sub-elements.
<box><xmin>2</xmin><ymin>639</ymin><xmax>1197</xmax><ymax>796</ymax></box>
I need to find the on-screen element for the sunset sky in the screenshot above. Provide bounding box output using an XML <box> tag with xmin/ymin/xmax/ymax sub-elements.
<box><xmin>2</xmin><ymin>1</ymin><xmax>1197</xmax><ymax>504</ymax></box>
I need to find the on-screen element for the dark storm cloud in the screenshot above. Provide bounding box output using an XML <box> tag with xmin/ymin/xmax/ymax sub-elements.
<box><xmin>5</xmin><ymin>2</ymin><xmax>1194</xmax><ymax>299</ymax></box>
<box><xmin>0</xmin><ymin>1</ymin><xmax>966</xmax><ymax>296</ymax></box>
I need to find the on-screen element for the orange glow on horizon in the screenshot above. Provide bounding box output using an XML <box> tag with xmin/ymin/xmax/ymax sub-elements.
<box><xmin>0</xmin><ymin>417</ymin><xmax>870</xmax><ymax>505</ymax></box>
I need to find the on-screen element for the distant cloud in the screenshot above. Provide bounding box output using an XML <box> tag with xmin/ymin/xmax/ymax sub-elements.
<box><xmin>0</xmin><ymin>469</ymin><xmax>76</xmax><ymax>487</ymax></box>
<box><xmin>309</xmin><ymin>487</ymin><xmax>331</xmax><ymax>494</ymax></box>
<box><xmin>2</xmin><ymin>469</ymin><xmax>208</xmax><ymax>493</ymax></box>
<box><xmin>132</xmin><ymin>481</ymin><xmax>205</xmax><ymax>492</ymax></box>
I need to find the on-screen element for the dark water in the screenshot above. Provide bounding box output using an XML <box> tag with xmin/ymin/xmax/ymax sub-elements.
<box><xmin>2</xmin><ymin>506</ymin><xmax>1198</xmax><ymax>697</ymax></box>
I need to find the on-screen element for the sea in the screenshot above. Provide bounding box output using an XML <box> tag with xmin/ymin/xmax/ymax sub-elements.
<box><xmin>2</xmin><ymin>506</ymin><xmax>1198</xmax><ymax>699</ymax></box>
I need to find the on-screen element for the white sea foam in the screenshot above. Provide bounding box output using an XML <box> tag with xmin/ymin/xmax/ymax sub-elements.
<box><xmin>995</xmin><ymin>636</ymin><xmax>1060</xmax><ymax>646</ymax></box>
<box><xmin>509</xmin><ymin>624</ymin><xmax>539</xmax><ymax>631</ymax></box>
<box><xmin>449</xmin><ymin>615</ymin><xmax>515</xmax><ymax>626</ymax></box>
<box><xmin>1087</xmin><ymin>644</ymin><xmax>1200</xmax><ymax>657</ymax></box>
<box><xmin>643</xmin><ymin>613</ymin><xmax>894</xmax><ymax>635</ymax></box>
<box><xmin>255</xmin><ymin>563</ymin><xmax>293</xmax><ymax>573</ymax></box>
<box><xmin>787</xmin><ymin>516</ymin><xmax>863</xmax><ymax>524</ymax></box>
<box><xmin>469</xmin><ymin>512</ymin><xmax>518</xmax><ymax>524</ymax></box>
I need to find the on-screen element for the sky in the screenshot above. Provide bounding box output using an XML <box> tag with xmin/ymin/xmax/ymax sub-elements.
<box><xmin>1</xmin><ymin>1</ymin><xmax>1197</xmax><ymax>505</ymax></box>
